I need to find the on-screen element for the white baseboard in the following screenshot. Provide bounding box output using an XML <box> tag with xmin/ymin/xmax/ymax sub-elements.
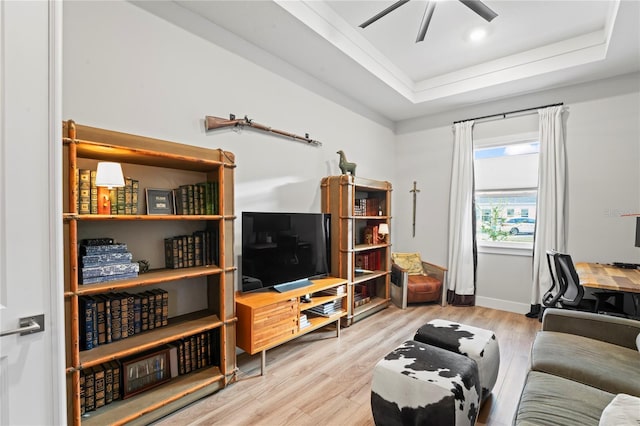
<box><xmin>475</xmin><ymin>296</ymin><xmax>530</xmax><ymax>315</ymax></box>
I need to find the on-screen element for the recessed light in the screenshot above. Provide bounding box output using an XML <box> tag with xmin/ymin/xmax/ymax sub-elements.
<box><xmin>469</xmin><ymin>27</ymin><xmax>488</xmax><ymax>42</ymax></box>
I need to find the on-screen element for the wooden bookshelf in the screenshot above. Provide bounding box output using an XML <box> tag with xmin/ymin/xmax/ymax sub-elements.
<box><xmin>62</xmin><ymin>120</ymin><xmax>236</xmax><ymax>425</ymax></box>
<box><xmin>321</xmin><ymin>175</ymin><xmax>392</xmax><ymax>325</ymax></box>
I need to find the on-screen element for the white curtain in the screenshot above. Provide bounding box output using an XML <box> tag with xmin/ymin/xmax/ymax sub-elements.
<box><xmin>531</xmin><ymin>106</ymin><xmax>567</xmax><ymax>306</ymax></box>
<box><xmin>447</xmin><ymin>120</ymin><xmax>476</xmax><ymax>305</ymax></box>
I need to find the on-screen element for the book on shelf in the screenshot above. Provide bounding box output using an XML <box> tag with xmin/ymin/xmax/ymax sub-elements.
<box><xmin>80</xmin><ymin>237</ymin><xmax>116</xmax><ymax>246</ymax></box>
<box><xmin>81</xmin><ymin>251</ymin><xmax>133</xmax><ymax>267</ymax></box>
<box><xmin>130</xmin><ymin>292</ymin><xmax>142</xmax><ymax>334</ymax></box>
<box><xmin>79</xmin><ymin>368</ymin><xmax>86</xmax><ymax>415</ymax></box>
<box><xmin>80</xmin><ymin>262</ymin><xmax>140</xmax><ymax>280</ymax></box>
<box><xmin>320</xmin><ymin>285</ymin><xmax>346</xmax><ymax>295</ymax></box>
<box><xmin>155</xmin><ymin>288</ymin><xmax>169</xmax><ymax>326</ymax></box>
<box><xmin>183</xmin><ymin>338</ymin><xmax>192</xmax><ymax>374</ymax></box>
<box><xmin>124</xmin><ymin>177</ymin><xmax>133</xmax><ymax>215</ymax></box>
<box><xmin>140</xmin><ymin>292</ymin><xmax>149</xmax><ymax>332</ymax></box>
<box><xmin>176</xmin><ymin>340</ymin><xmax>185</xmax><ymax>375</ymax></box>
<box><xmin>80</xmin><ymin>271</ymin><xmax>138</xmax><ymax>285</ymax></box>
<box><xmin>109</xmin><ymin>188</ymin><xmax>118</xmax><ymax>215</ymax></box>
<box><xmin>83</xmin><ymin>367</ymin><xmax>96</xmax><ymax>412</ymax></box>
<box><xmin>110</xmin><ymin>360</ymin><xmax>121</xmax><ymax>401</ymax></box>
<box><xmin>99</xmin><ymin>295</ymin><xmax>112</xmax><ymax>344</ymax></box>
<box><xmin>93</xmin><ymin>365</ymin><xmax>106</xmax><ymax>409</ymax></box>
<box><xmin>118</xmin><ymin>293</ymin><xmax>129</xmax><ymax>340</ymax></box>
<box><xmin>151</xmin><ymin>289</ymin><xmax>164</xmax><ymax>328</ymax></box>
<box><xmin>353</xmin><ymin>291</ymin><xmax>371</xmax><ymax>308</ymax></box>
<box><xmin>110</xmin><ymin>293</ymin><xmax>122</xmax><ymax>341</ymax></box>
<box><xmin>79</xmin><ymin>296</ymin><xmax>97</xmax><ymax>351</ymax></box>
<box><xmin>146</xmin><ymin>290</ymin><xmax>156</xmax><ymax>330</ymax></box>
<box><xmin>116</xmin><ymin>186</ymin><xmax>125</xmax><ymax>215</ymax></box>
<box><xmin>90</xmin><ymin>170</ymin><xmax>98</xmax><ymax>215</ymax></box>
<box><xmin>80</xmin><ymin>243</ymin><xmax>128</xmax><ymax>255</ymax></box>
<box><xmin>94</xmin><ymin>296</ymin><xmax>107</xmax><ymax>346</ymax></box>
<box><xmin>299</xmin><ymin>314</ymin><xmax>311</xmax><ymax>329</ymax></box>
<box><xmin>190</xmin><ymin>335</ymin><xmax>199</xmax><ymax>370</ymax></box>
<box><xmin>307</xmin><ymin>300</ymin><xmax>342</xmax><ymax>317</ymax></box>
<box><xmin>131</xmin><ymin>179</ymin><xmax>139</xmax><ymax>214</ymax></box>
<box><xmin>78</xmin><ymin>169</ymin><xmax>91</xmax><ymax>215</ymax></box>
<box><xmin>104</xmin><ymin>362</ymin><xmax>113</xmax><ymax>405</ymax></box>
<box><xmin>167</xmin><ymin>344</ymin><xmax>179</xmax><ymax>378</ymax></box>
<box><xmin>123</xmin><ymin>293</ymin><xmax>135</xmax><ymax>338</ymax></box>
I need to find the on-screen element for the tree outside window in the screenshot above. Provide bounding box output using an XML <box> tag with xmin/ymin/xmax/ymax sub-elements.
<box><xmin>474</xmin><ymin>139</ymin><xmax>539</xmax><ymax>248</ymax></box>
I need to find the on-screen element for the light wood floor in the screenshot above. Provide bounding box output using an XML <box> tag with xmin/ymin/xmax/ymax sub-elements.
<box><xmin>154</xmin><ymin>304</ymin><xmax>541</xmax><ymax>426</ymax></box>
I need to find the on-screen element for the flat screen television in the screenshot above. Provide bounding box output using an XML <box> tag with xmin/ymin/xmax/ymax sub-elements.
<box><xmin>241</xmin><ymin>212</ymin><xmax>331</xmax><ymax>293</ymax></box>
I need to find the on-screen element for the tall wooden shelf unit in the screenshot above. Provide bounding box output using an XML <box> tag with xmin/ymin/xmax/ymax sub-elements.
<box><xmin>62</xmin><ymin>120</ymin><xmax>236</xmax><ymax>425</ymax></box>
<box><xmin>321</xmin><ymin>175</ymin><xmax>392</xmax><ymax>325</ymax></box>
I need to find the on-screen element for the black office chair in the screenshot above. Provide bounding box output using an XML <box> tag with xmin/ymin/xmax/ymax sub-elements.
<box><xmin>543</xmin><ymin>250</ymin><xmax>624</xmax><ymax>315</ymax></box>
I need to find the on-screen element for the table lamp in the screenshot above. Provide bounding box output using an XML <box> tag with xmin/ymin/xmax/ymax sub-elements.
<box><xmin>95</xmin><ymin>161</ymin><xmax>125</xmax><ymax>214</ymax></box>
<box><xmin>378</xmin><ymin>223</ymin><xmax>389</xmax><ymax>243</ymax></box>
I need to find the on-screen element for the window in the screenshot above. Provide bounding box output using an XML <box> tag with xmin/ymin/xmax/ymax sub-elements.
<box><xmin>474</xmin><ymin>136</ymin><xmax>539</xmax><ymax>253</ymax></box>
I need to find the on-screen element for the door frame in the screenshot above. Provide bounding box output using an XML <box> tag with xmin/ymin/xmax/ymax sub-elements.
<box><xmin>48</xmin><ymin>0</ymin><xmax>67</xmax><ymax>422</ymax></box>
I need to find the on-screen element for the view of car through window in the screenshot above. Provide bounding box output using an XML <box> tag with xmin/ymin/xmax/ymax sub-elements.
<box><xmin>500</xmin><ymin>217</ymin><xmax>536</xmax><ymax>235</ymax></box>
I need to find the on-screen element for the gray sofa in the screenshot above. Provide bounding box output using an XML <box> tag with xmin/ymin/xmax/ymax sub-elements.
<box><xmin>514</xmin><ymin>308</ymin><xmax>640</xmax><ymax>425</ymax></box>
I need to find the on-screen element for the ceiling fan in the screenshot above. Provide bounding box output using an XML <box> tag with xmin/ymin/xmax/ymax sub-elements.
<box><xmin>359</xmin><ymin>0</ymin><xmax>498</xmax><ymax>43</ymax></box>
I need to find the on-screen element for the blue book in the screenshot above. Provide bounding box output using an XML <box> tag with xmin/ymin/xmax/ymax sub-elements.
<box><xmin>79</xmin><ymin>296</ymin><xmax>97</xmax><ymax>350</ymax></box>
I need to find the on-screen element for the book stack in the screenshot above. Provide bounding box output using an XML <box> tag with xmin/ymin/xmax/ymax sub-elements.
<box><xmin>171</xmin><ymin>329</ymin><xmax>220</xmax><ymax>376</ymax></box>
<box><xmin>355</xmin><ymin>251</ymin><xmax>382</xmax><ymax>270</ymax></box>
<box><xmin>79</xmin><ymin>289</ymin><xmax>169</xmax><ymax>352</ymax></box>
<box><xmin>307</xmin><ymin>300</ymin><xmax>342</xmax><ymax>317</ymax></box>
<box><xmin>76</xmin><ymin>168</ymin><xmax>139</xmax><ymax>215</ymax></box>
<box><xmin>362</xmin><ymin>221</ymin><xmax>384</xmax><ymax>245</ymax></box>
<box><xmin>299</xmin><ymin>313</ymin><xmax>311</xmax><ymax>330</ymax></box>
<box><xmin>164</xmin><ymin>228</ymin><xmax>219</xmax><ymax>269</ymax></box>
<box><xmin>354</xmin><ymin>284</ymin><xmax>371</xmax><ymax>308</ymax></box>
<box><xmin>354</xmin><ymin>197</ymin><xmax>380</xmax><ymax>216</ymax></box>
<box><xmin>79</xmin><ymin>239</ymin><xmax>139</xmax><ymax>285</ymax></box>
<box><xmin>174</xmin><ymin>182</ymin><xmax>219</xmax><ymax>215</ymax></box>
<box><xmin>80</xmin><ymin>360</ymin><xmax>121</xmax><ymax>416</ymax></box>
<box><xmin>320</xmin><ymin>285</ymin><xmax>346</xmax><ymax>296</ymax></box>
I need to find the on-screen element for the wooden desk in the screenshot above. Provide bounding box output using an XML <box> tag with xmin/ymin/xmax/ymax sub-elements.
<box><xmin>575</xmin><ymin>262</ymin><xmax>640</xmax><ymax>293</ymax></box>
<box><xmin>576</xmin><ymin>262</ymin><xmax>640</xmax><ymax>317</ymax></box>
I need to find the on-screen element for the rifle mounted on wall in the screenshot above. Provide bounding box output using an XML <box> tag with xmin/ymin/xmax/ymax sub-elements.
<box><xmin>205</xmin><ymin>114</ymin><xmax>322</xmax><ymax>147</ymax></box>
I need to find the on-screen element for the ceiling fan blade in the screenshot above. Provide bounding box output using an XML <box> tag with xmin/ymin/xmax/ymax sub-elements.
<box><xmin>416</xmin><ymin>1</ymin><xmax>436</xmax><ymax>43</ymax></box>
<box><xmin>359</xmin><ymin>0</ymin><xmax>411</xmax><ymax>29</ymax></box>
<box><xmin>459</xmin><ymin>0</ymin><xmax>498</xmax><ymax>22</ymax></box>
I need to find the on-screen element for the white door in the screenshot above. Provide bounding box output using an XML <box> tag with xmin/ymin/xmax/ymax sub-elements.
<box><xmin>0</xmin><ymin>1</ymin><xmax>65</xmax><ymax>424</ymax></box>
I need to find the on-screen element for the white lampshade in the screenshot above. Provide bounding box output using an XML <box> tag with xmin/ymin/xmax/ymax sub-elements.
<box><xmin>378</xmin><ymin>223</ymin><xmax>389</xmax><ymax>235</ymax></box>
<box><xmin>95</xmin><ymin>162</ymin><xmax>125</xmax><ymax>188</ymax></box>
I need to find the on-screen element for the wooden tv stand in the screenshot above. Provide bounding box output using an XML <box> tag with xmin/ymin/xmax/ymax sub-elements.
<box><xmin>236</xmin><ymin>277</ymin><xmax>348</xmax><ymax>374</ymax></box>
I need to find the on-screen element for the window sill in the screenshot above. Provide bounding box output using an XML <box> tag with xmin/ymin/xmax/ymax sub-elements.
<box><xmin>477</xmin><ymin>240</ymin><xmax>533</xmax><ymax>257</ymax></box>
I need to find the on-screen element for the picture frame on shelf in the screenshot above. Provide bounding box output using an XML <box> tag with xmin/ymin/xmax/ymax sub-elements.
<box><xmin>146</xmin><ymin>188</ymin><xmax>175</xmax><ymax>215</ymax></box>
<box><xmin>122</xmin><ymin>348</ymin><xmax>171</xmax><ymax>399</ymax></box>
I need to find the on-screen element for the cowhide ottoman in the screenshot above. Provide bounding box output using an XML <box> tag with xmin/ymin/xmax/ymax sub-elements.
<box><xmin>371</xmin><ymin>340</ymin><xmax>481</xmax><ymax>426</ymax></box>
<box><xmin>414</xmin><ymin>319</ymin><xmax>500</xmax><ymax>401</ymax></box>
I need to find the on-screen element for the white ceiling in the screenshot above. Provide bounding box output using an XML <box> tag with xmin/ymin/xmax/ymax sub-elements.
<box><xmin>135</xmin><ymin>0</ymin><xmax>640</xmax><ymax>123</ymax></box>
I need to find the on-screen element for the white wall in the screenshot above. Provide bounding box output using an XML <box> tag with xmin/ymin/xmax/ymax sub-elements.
<box><xmin>394</xmin><ymin>74</ymin><xmax>640</xmax><ymax>313</ymax></box>
<box><xmin>62</xmin><ymin>1</ymin><xmax>640</xmax><ymax>311</ymax></box>
<box><xmin>62</xmin><ymin>1</ymin><xmax>395</xmax><ymax>292</ymax></box>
